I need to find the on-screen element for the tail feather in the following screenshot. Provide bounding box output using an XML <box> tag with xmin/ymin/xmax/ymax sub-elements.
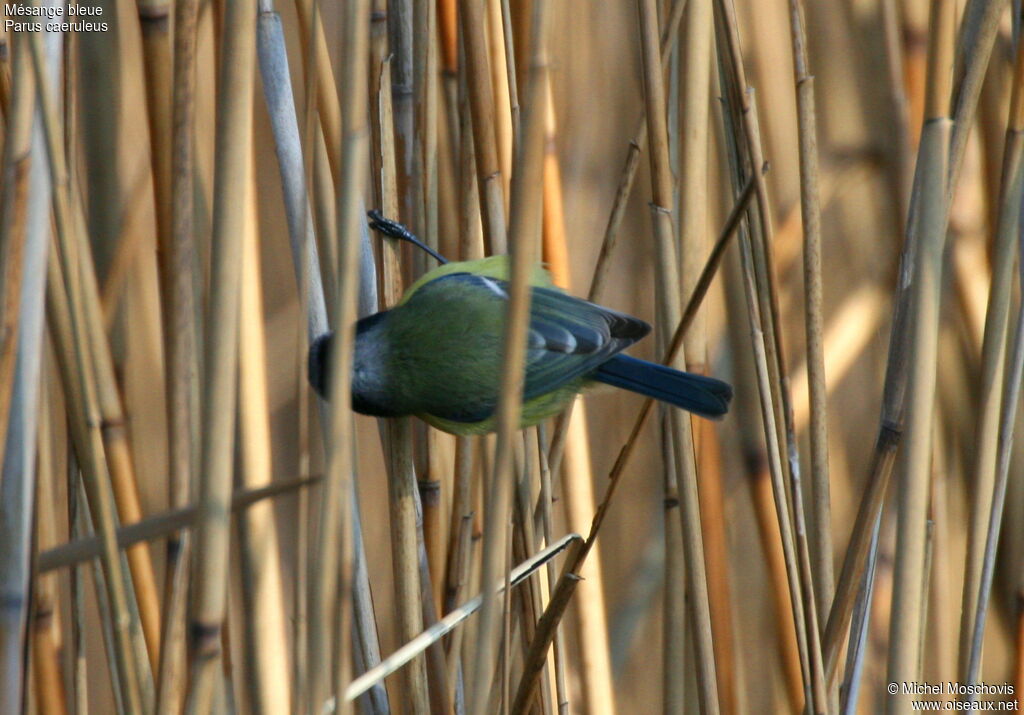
<box><xmin>593</xmin><ymin>354</ymin><xmax>732</xmax><ymax>420</ymax></box>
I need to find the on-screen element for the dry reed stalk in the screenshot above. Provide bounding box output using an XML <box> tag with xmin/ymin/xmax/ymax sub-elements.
<box><xmin>468</xmin><ymin>0</ymin><xmax>552</xmax><ymax>711</ymax></box>
<box><xmin>788</xmin><ymin>285</ymin><xmax>888</xmax><ymax>429</ymax></box>
<box><xmin>487</xmin><ymin>0</ymin><xmax>514</xmax><ymax>201</ymax></box>
<box><xmin>713</xmin><ymin>54</ymin><xmax>816</xmax><ymax>715</ymax></box>
<box><xmin>310</xmin><ymin>0</ymin><xmax>372</xmax><ymax>710</ymax></box>
<box><xmin>460</xmin><ymin>0</ymin><xmax>508</xmax><ymax>253</ymax></box>
<box><xmin>533</xmin><ymin>112</ymin><xmax>577</xmax><ymax>714</ymax></box>
<box><xmin>584</xmin><ymin>0</ymin><xmax>687</xmax><ymax>304</ymax></box>
<box><xmin>957</xmin><ymin>24</ymin><xmax>1024</xmax><ymax>682</ymax></box>
<box><xmin>786</xmin><ymin>0</ymin><xmax>833</xmax><ymax>634</ymax></box>
<box><xmin>293</xmin><ymin>0</ymin><xmax>341</xmax><ymax>178</ymax></box>
<box><xmin>948</xmin><ymin>0</ymin><xmax>1011</xmax><ymax>198</ymax></box>
<box><xmin>637</xmin><ymin>0</ymin><xmax>720</xmax><ymax>710</ymax></box>
<box><xmin>542</xmin><ymin>0</ymin><xmax>687</xmax><ymax>499</ymax></box>
<box><xmin>381</xmin><ymin>425</ymin><xmax>432</xmax><ymax>715</ymax></box>
<box><xmin>38</xmin><ymin>477</ymin><xmax>315</xmax><ymax>573</ymax></box>
<box><xmin>184</xmin><ymin>0</ymin><xmax>257</xmax><ymax>707</ymax></box>
<box><xmin>412</xmin><ymin>3</ymin><xmax>449</xmax><ymax>663</ymax></box>
<box><xmin>29</xmin><ymin>18</ymin><xmax>149</xmax><ymax>709</ymax></box>
<box><xmin>536</xmin><ymin>120</ymin><xmax>617</xmax><ymax>715</ymax></box>
<box><xmin>257</xmin><ymin>10</ymin><xmax>328</xmax><ymax>335</ymax></box>
<box><xmin>236</xmin><ymin>149</ymin><xmax>292</xmax><ymax>713</ymax></box>
<box><xmin>713</xmin><ymin>5</ymin><xmax>832</xmax><ymax>708</ymax></box>
<box><xmin>0</xmin><ymin>23</ymin><xmax>33</xmax><ymax>500</ymax></box>
<box><xmin>388</xmin><ymin>0</ymin><xmax>415</xmax><ymax>218</ymax></box>
<box><xmin>511</xmin><ymin>178</ymin><xmax>756</xmax><ymax>712</ymax></box>
<box><xmin>533</xmin><ymin>427</ymin><xmax>568</xmax><ymax>713</ymax></box>
<box><xmin>959</xmin><ymin>40</ymin><xmax>1024</xmax><ymax>694</ymax></box>
<box><xmin>714</xmin><ymin>0</ymin><xmax>795</xmax><ymax>505</ymax></box>
<box><xmin>154</xmin><ymin>1</ymin><xmax>199</xmax><ymax>709</ymax></box>
<box><xmin>68</xmin><ymin>453</ymin><xmax>89</xmax><ymax>715</ymax></box>
<box><xmin>31</xmin><ymin>397</ymin><xmax>68</xmax><ymax>715</ymax></box>
<box><xmin>501</xmin><ymin>0</ymin><xmax>521</xmax><ymax>144</ymax></box>
<box><xmin>823</xmin><ymin>0</ymin><xmax>960</xmax><ymax>690</ymax></box>
<box><xmin>74</xmin><ymin>168</ymin><xmax>163</xmax><ymax>678</ymax></box>
<box><xmin>694</xmin><ymin>420</ymin><xmax>738</xmax><ymax>714</ymax></box>
<box><xmin>879</xmin><ymin>0</ymin><xmax>914</xmax><ymax>226</ymax></box>
<box><xmin>884</xmin><ymin>2</ymin><xmax>953</xmax><ymax>704</ymax></box>
<box><xmin>136</xmin><ymin>0</ymin><xmax>173</xmax><ymax>293</ymax></box>
<box><xmin>677</xmin><ymin>0</ymin><xmax>740</xmax><ymax>711</ymax></box>
<box><xmin>749</xmin><ymin>458</ymin><xmax>805</xmax><ymax>711</ymax></box>
<box><xmin>371</xmin><ymin>46</ymin><xmax>433</xmax><ymax>715</ymax></box>
<box><xmin>346</xmin><ymin>534</ymin><xmax>579</xmax><ymax>704</ymax></box>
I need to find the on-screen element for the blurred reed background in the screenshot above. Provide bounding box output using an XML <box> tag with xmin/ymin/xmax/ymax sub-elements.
<box><xmin>1</xmin><ymin>0</ymin><xmax>1023</xmax><ymax>712</ymax></box>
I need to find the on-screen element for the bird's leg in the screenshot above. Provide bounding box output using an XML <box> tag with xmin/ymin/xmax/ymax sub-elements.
<box><xmin>366</xmin><ymin>210</ymin><xmax>450</xmax><ymax>265</ymax></box>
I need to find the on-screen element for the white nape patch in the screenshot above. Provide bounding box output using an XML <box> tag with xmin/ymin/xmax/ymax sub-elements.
<box><xmin>480</xmin><ymin>276</ymin><xmax>508</xmax><ymax>300</ymax></box>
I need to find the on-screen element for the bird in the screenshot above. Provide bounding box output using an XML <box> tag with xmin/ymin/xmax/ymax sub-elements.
<box><xmin>307</xmin><ymin>254</ymin><xmax>732</xmax><ymax>436</ymax></box>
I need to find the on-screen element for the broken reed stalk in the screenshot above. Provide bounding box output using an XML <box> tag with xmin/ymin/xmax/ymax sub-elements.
<box><xmin>154</xmin><ymin>0</ymin><xmax>198</xmax><ymax>709</ymax></box>
<box><xmin>786</xmin><ymin>0</ymin><xmax>833</xmax><ymax>635</ymax></box>
<box><xmin>29</xmin><ymin>19</ymin><xmax>149</xmax><ymax>710</ymax></box>
<box><xmin>185</xmin><ymin>0</ymin><xmax>257</xmax><ymax>708</ymax></box>
<box><xmin>468</xmin><ymin>0</ymin><xmax>552</xmax><ymax>711</ymax></box>
<box><xmin>38</xmin><ymin>478</ymin><xmax>316</xmax><ymax>573</ymax></box>
<box><xmin>0</xmin><ymin>29</ymin><xmax>43</xmax><ymax>712</ymax></box>
<box><xmin>346</xmin><ymin>534</ymin><xmax>580</xmax><ymax>704</ymax></box>
<box><xmin>636</xmin><ymin>0</ymin><xmax>720</xmax><ymax>711</ymax></box>
<box><xmin>957</xmin><ymin>12</ymin><xmax>1024</xmax><ymax>683</ymax></box>
<box><xmin>460</xmin><ymin>0</ymin><xmax>508</xmax><ymax>254</ymax></box>
<box><xmin>958</xmin><ymin>27</ymin><xmax>1024</xmax><ymax>688</ymax></box>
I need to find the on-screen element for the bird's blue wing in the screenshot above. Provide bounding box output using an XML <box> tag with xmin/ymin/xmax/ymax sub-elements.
<box><xmin>411</xmin><ymin>272</ymin><xmax>650</xmax><ymax>400</ymax></box>
<box><xmin>522</xmin><ymin>285</ymin><xmax>650</xmax><ymax>399</ymax></box>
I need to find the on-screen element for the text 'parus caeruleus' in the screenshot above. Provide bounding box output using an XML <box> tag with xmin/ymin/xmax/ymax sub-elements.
<box><xmin>308</xmin><ymin>254</ymin><xmax>732</xmax><ymax>436</ymax></box>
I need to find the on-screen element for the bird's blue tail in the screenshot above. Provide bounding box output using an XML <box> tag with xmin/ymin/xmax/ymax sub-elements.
<box><xmin>593</xmin><ymin>354</ymin><xmax>732</xmax><ymax>420</ymax></box>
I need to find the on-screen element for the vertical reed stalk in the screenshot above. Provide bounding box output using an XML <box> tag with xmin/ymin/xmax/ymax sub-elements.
<box><xmin>0</xmin><ymin>32</ymin><xmax>42</xmax><ymax>700</ymax></box>
<box><xmin>469</xmin><ymin>0</ymin><xmax>551</xmax><ymax>711</ymax></box>
<box><xmin>185</xmin><ymin>0</ymin><xmax>258</xmax><ymax>707</ymax></box>
<box><xmin>460</xmin><ymin>0</ymin><xmax>509</xmax><ymax>253</ymax></box>
<box><xmin>236</xmin><ymin>147</ymin><xmax>292</xmax><ymax>714</ymax></box>
<box><xmin>31</xmin><ymin>398</ymin><xmax>68</xmax><ymax>715</ymax></box>
<box><xmin>638</xmin><ymin>0</ymin><xmax>720</xmax><ymax>710</ymax></box>
<box><xmin>154</xmin><ymin>0</ymin><xmax>199</xmax><ymax>711</ymax></box>
<box><xmin>787</xmin><ymin>0</ymin><xmax>833</xmax><ymax>638</ymax></box>
<box><xmin>885</xmin><ymin>0</ymin><xmax>954</xmax><ymax>705</ymax></box>
<box><xmin>957</xmin><ymin>23</ymin><xmax>1024</xmax><ymax>682</ymax></box>
<box><xmin>309</xmin><ymin>0</ymin><xmax>371</xmax><ymax>711</ymax></box>
<box><xmin>30</xmin><ymin>18</ymin><xmax>149</xmax><ymax>710</ymax></box>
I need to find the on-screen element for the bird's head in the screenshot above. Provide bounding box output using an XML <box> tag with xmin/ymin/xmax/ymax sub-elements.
<box><xmin>307</xmin><ymin>313</ymin><xmax>403</xmax><ymax>417</ymax></box>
